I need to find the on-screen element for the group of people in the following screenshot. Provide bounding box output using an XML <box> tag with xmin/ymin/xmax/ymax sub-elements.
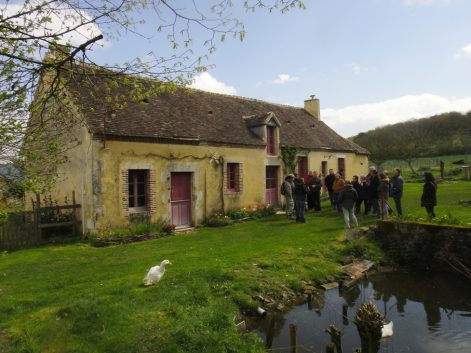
<box><xmin>281</xmin><ymin>167</ymin><xmax>438</xmax><ymax>228</ymax></box>
<box><xmin>281</xmin><ymin>171</ymin><xmax>322</xmax><ymax>223</ymax></box>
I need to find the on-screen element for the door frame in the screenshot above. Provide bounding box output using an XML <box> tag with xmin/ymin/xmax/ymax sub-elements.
<box><xmin>170</xmin><ymin>172</ymin><xmax>193</xmax><ymax>227</ymax></box>
<box><xmin>265</xmin><ymin>165</ymin><xmax>279</xmax><ymax>206</ymax></box>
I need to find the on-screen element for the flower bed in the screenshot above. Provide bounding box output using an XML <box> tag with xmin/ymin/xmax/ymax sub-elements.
<box><xmin>205</xmin><ymin>205</ymin><xmax>277</xmax><ymax>227</ymax></box>
<box><xmin>89</xmin><ymin>222</ymin><xmax>176</xmax><ymax>247</ymax></box>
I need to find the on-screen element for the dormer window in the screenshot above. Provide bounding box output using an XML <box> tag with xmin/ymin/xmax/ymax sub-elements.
<box><xmin>267</xmin><ymin>126</ymin><xmax>276</xmax><ymax>155</ymax></box>
<box><xmin>242</xmin><ymin>112</ymin><xmax>281</xmax><ymax>155</ymax></box>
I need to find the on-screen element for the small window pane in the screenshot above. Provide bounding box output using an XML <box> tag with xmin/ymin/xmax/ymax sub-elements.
<box><xmin>137</xmin><ymin>196</ymin><xmax>146</xmax><ymax>207</ymax></box>
<box><xmin>137</xmin><ymin>183</ymin><xmax>145</xmax><ymax>195</ymax></box>
<box><xmin>227</xmin><ymin>163</ymin><xmax>239</xmax><ymax>192</ymax></box>
<box><xmin>128</xmin><ymin>169</ymin><xmax>149</xmax><ymax>210</ymax></box>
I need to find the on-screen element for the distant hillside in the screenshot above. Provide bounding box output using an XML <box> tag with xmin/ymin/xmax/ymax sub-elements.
<box><xmin>350</xmin><ymin>111</ymin><xmax>471</xmax><ymax>170</ymax></box>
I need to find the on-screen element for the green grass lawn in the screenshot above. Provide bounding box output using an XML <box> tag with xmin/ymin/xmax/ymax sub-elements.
<box><xmin>398</xmin><ymin>181</ymin><xmax>471</xmax><ymax>224</ymax></box>
<box><xmin>1</xmin><ymin>182</ymin><xmax>470</xmax><ymax>353</ymax></box>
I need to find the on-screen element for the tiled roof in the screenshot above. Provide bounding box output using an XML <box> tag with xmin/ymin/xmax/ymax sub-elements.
<box><xmin>65</xmin><ymin>69</ymin><xmax>369</xmax><ymax>154</ymax></box>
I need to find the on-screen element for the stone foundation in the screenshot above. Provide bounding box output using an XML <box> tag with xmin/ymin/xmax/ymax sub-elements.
<box><xmin>374</xmin><ymin>220</ymin><xmax>471</xmax><ymax>272</ymax></box>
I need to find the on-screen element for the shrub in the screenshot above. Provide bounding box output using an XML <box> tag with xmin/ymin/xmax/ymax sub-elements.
<box><xmin>0</xmin><ymin>210</ymin><xmax>8</xmax><ymax>225</ymax></box>
<box><xmin>433</xmin><ymin>212</ymin><xmax>461</xmax><ymax>225</ymax></box>
<box><xmin>204</xmin><ymin>214</ymin><xmax>233</xmax><ymax>227</ymax></box>
<box><xmin>250</xmin><ymin>204</ymin><xmax>276</xmax><ymax>219</ymax></box>
<box><xmin>89</xmin><ymin>222</ymin><xmax>171</xmax><ymax>242</ymax></box>
<box><xmin>400</xmin><ymin>212</ymin><xmax>461</xmax><ymax>226</ymax></box>
<box><xmin>226</xmin><ymin>208</ymin><xmax>250</xmax><ymax>220</ymax></box>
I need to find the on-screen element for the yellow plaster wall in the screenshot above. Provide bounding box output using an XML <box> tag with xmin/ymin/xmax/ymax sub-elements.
<box><xmin>94</xmin><ymin>141</ymin><xmax>271</xmax><ymax>230</ymax></box>
<box><xmin>40</xmin><ymin>133</ymin><xmax>368</xmax><ymax>232</ymax></box>
<box><xmin>25</xmin><ymin>120</ymin><xmax>95</xmax><ymax>235</ymax></box>
<box><xmin>305</xmin><ymin>151</ymin><xmax>369</xmax><ymax>179</ymax></box>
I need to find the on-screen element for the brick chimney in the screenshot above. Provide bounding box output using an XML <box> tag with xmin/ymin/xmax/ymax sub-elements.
<box><xmin>304</xmin><ymin>97</ymin><xmax>320</xmax><ymax>121</ymax></box>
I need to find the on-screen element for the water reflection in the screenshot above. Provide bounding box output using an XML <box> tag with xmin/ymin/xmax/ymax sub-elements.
<box><xmin>253</xmin><ymin>271</ymin><xmax>471</xmax><ymax>353</ymax></box>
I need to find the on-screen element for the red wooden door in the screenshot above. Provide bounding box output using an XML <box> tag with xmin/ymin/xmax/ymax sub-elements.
<box><xmin>265</xmin><ymin>166</ymin><xmax>279</xmax><ymax>206</ymax></box>
<box><xmin>171</xmin><ymin>172</ymin><xmax>192</xmax><ymax>227</ymax></box>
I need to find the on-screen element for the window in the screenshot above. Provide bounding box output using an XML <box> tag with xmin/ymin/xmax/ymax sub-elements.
<box><xmin>321</xmin><ymin>161</ymin><xmax>327</xmax><ymax>177</ymax></box>
<box><xmin>266</xmin><ymin>126</ymin><xmax>276</xmax><ymax>155</ymax></box>
<box><xmin>265</xmin><ymin>166</ymin><xmax>278</xmax><ymax>189</ymax></box>
<box><xmin>338</xmin><ymin>158</ymin><xmax>346</xmax><ymax>178</ymax></box>
<box><xmin>128</xmin><ymin>169</ymin><xmax>149</xmax><ymax>209</ymax></box>
<box><xmin>227</xmin><ymin>163</ymin><xmax>239</xmax><ymax>192</ymax></box>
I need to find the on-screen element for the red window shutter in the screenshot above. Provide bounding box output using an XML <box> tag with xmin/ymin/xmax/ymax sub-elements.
<box><xmin>267</xmin><ymin>126</ymin><xmax>276</xmax><ymax>155</ymax></box>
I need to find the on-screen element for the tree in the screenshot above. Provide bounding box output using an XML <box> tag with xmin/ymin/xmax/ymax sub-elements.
<box><xmin>351</xmin><ymin>111</ymin><xmax>471</xmax><ymax>173</ymax></box>
<box><xmin>351</xmin><ymin>129</ymin><xmax>391</xmax><ymax>168</ymax></box>
<box><xmin>0</xmin><ymin>0</ymin><xmax>305</xmax><ymax>190</ymax></box>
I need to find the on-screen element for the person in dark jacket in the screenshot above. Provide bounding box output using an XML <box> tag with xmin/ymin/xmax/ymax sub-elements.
<box><xmin>367</xmin><ymin>168</ymin><xmax>380</xmax><ymax>216</ymax></box>
<box><xmin>391</xmin><ymin>168</ymin><xmax>404</xmax><ymax>217</ymax></box>
<box><xmin>339</xmin><ymin>181</ymin><xmax>359</xmax><ymax>228</ymax></box>
<box><xmin>421</xmin><ymin>172</ymin><xmax>437</xmax><ymax>219</ymax></box>
<box><xmin>293</xmin><ymin>176</ymin><xmax>308</xmax><ymax>223</ymax></box>
<box><xmin>307</xmin><ymin>171</ymin><xmax>322</xmax><ymax>212</ymax></box>
<box><xmin>358</xmin><ymin>175</ymin><xmax>370</xmax><ymax>215</ymax></box>
<box><xmin>306</xmin><ymin>171</ymin><xmax>314</xmax><ymax>210</ymax></box>
<box><xmin>324</xmin><ymin>169</ymin><xmax>336</xmax><ymax>207</ymax></box>
<box><xmin>351</xmin><ymin>175</ymin><xmax>362</xmax><ymax>214</ymax></box>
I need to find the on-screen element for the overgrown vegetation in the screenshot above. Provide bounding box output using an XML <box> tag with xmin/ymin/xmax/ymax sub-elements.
<box><xmin>204</xmin><ymin>213</ymin><xmax>234</xmax><ymax>227</ymax></box>
<box><xmin>351</xmin><ymin>111</ymin><xmax>471</xmax><ymax>170</ymax></box>
<box><xmin>398</xmin><ymin>212</ymin><xmax>462</xmax><ymax>226</ymax></box>
<box><xmin>280</xmin><ymin>146</ymin><xmax>300</xmax><ymax>174</ymax></box>
<box><xmin>205</xmin><ymin>205</ymin><xmax>277</xmax><ymax>227</ymax></box>
<box><xmin>89</xmin><ymin>222</ymin><xmax>175</xmax><ymax>244</ymax></box>
<box><xmin>226</xmin><ymin>208</ymin><xmax>250</xmax><ymax>220</ymax></box>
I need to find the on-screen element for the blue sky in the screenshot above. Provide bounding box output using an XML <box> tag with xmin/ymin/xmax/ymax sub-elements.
<box><xmin>8</xmin><ymin>0</ymin><xmax>471</xmax><ymax>137</ymax></box>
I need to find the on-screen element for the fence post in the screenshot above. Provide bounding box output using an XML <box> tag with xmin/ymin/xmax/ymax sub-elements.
<box><xmin>289</xmin><ymin>322</ymin><xmax>297</xmax><ymax>353</ymax></box>
<box><xmin>35</xmin><ymin>193</ymin><xmax>41</xmax><ymax>243</ymax></box>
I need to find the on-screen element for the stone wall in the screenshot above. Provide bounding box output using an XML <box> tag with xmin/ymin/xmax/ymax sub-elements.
<box><xmin>375</xmin><ymin>220</ymin><xmax>471</xmax><ymax>272</ymax></box>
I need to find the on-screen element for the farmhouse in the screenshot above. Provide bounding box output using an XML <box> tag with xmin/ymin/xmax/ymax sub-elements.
<box><xmin>34</xmin><ymin>67</ymin><xmax>368</xmax><ymax>233</ymax></box>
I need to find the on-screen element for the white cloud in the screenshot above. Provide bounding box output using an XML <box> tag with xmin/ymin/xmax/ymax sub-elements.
<box><xmin>321</xmin><ymin>93</ymin><xmax>471</xmax><ymax>137</ymax></box>
<box><xmin>257</xmin><ymin>73</ymin><xmax>299</xmax><ymax>86</ymax></box>
<box><xmin>454</xmin><ymin>43</ymin><xmax>471</xmax><ymax>59</ymax></box>
<box><xmin>189</xmin><ymin>72</ymin><xmax>237</xmax><ymax>95</ymax></box>
<box><xmin>346</xmin><ymin>63</ymin><xmax>377</xmax><ymax>75</ymax></box>
<box><xmin>3</xmin><ymin>2</ymin><xmax>106</xmax><ymax>48</ymax></box>
<box><xmin>273</xmin><ymin>74</ymin><xmax>299</xmax><ymax>84</ymax></box>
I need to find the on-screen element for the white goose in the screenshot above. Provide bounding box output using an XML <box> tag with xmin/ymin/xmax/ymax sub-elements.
<box><xmin>143</xmin><ymin>259</ymin><xmax>172</xmax><ymax>286</ymax></box>
<box><xmin>381</xmin><ymin>320</ymin><xmax>394</xmax><ymax>338</ymax></box>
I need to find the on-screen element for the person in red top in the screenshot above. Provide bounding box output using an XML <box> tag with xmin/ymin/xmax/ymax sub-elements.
<box><xmin>332</xmin><ymin>173</ymin><xmax>346</xmax><ymax>213</ymax></box>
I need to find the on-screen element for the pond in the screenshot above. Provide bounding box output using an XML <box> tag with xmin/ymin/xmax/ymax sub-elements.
<box><xmin>252</xmin><ymin>271</ymin><xmax>471</xmax><ymax>353</ymax></box>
